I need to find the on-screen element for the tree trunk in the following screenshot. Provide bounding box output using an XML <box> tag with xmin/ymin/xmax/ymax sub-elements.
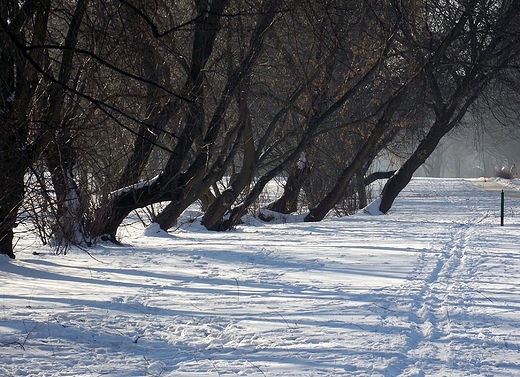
<box><xmin>303</xmin><ymin>0</ymin><xmax>483</xmax><ymax>222</ymax></box>
<box><xmin>378</xmin><ymin>17</ymin><xmax>510</xmax><ymax>213</ymax></box>
<box><xmin>304</xmin><ymin>100</ymin><xmax>400</xmax><ymax>222</ymax></box>
<box><xmin>200</xmin><ymin>81</ymin><xmax>255</xmax><ymax>231</ymax></box>
<box><xmin>356</xmin><ymin>170</ymin><xmax>368</xmax><ymax>209</ymax></box>
<box><xmin>379</xmin><ymin>124</ymin><xmax>450</xmax><ymax>213</ymax></box>
<box><xmin>161</xmin><ymin>1</ymin><xmax>281</xmax><ymax>232</ymax></box>
<box><xmin>153</xmin><ymin>171</ymin><xmax>215</xmax><ymax>231</ymax></box>
<box><xmin>46</xmin><ymin>139</ymin><xmax>86</xmax><ymax>247</ymax></box>
<box><xmin>0</xmin><ymin>151</ymin><xmax>26</xmax><ymax>259</ymax></box>
<box><xmin>266</xmin><ymin>154</ymin><xmax>310</xmax><ymax>214</ymax></box>
<box><xmin>0</xmin><ymin>1</ymin><xmax>51</xmax><ymax>257</ymax></box>
<box><xmin>42</xmin><ymin>0</ymin><xmax>88</xmax><ymax>247</ymax></box>
<box><xmin>94</xmin><ymin>1</ymin><xmax>229</xmax><ymax>240</ymax></box>
<box><xmin>378</xmin><ymin>71</ymin><xmax>486</xmax><ymax>214</ymax></box>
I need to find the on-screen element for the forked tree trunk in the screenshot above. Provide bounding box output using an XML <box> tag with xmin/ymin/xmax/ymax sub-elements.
<box><xmin>200</xmin><ymin>81</ymin><xmax>255</xmax><ymax>231</ymax></box>
<box><xmin>42</xmin><ymin>0</ymin><xmax>88</xmax><ymax>247</ymax></box>
<box><xmin>46</xmin><ymin>150</ymin><xmax>86</xmax><ymax>247</ymax></box>
<box><xmin>95</xmin><ymin>1</ymin><xmax>229</xmax><ymax>240</ymax></box>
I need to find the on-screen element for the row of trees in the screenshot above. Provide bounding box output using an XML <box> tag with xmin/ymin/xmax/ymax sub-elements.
<box><xmin>1</xmin><ymin>0</ymin><xmax>519</xmax><ymax>258</ymax></box>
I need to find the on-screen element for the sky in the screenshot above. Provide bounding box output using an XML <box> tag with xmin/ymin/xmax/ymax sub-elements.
<box><xmin>1</xmin><ymin>177</ymin><xmax>520</xmax><ymax>376</ymax></box>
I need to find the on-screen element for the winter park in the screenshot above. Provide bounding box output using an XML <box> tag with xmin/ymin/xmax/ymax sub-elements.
<box><xmin>2</xmin><ymin>1</ymin><xmax>520</xmax><ymax>376</ymax></box>
<box><xmin>2</xmin><ymin>177</ymin><xmax>520</xmax><ymax>376</ymax></box>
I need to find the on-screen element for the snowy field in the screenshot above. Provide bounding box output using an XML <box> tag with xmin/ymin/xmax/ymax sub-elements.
<box><xmin>2</xmin><ymin>177</ymin><xmax>520</xmax><ymax>376</ymax></box>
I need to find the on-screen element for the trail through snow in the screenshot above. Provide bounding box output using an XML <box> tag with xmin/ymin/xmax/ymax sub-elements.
<box><xmin>1</xmin><ymin>178</ymin><xmax>520</xmax><ymax>376</ymax></box>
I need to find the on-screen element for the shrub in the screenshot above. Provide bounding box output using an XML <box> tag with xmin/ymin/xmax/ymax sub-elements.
<box><xmin>496</xmin><ymin>169</ymin><xmax>513</xmax><ymax>179</ymax></box>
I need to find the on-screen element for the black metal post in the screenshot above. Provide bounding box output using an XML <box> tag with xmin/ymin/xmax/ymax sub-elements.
<box><xmin>501</xmin><ymin>190</ymin><xmax>505</xmax><ymax>226</ymax></box>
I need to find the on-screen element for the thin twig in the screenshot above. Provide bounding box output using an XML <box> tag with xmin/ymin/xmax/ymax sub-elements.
<box><xmin>234</xmin><ymin>278</ymin><xmax>240</xmax><ymax>302</ymax></box>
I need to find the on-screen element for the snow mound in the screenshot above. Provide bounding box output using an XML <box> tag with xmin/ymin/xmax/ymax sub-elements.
<box><xmin>176</xmin><ymin>210</ymin><xmax>208</xmax><ymax>232</ymax></box>
<box><xmin>362</xmin><ymin>198</ymin><xmax>384</xmax><ymax>215</ymax></box>
<box><xmin>143</xmin><ymin>223</ymin><xmax>171</xmax><ymax>237</ymax></box>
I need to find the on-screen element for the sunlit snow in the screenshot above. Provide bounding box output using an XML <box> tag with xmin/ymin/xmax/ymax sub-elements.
<box><xmin>2</xmin><ymin>178</ymin><xmax>520</xmax><ymax>376</ymax></box>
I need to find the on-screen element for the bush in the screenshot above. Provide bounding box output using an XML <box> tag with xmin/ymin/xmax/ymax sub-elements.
<box><xmin>496</xmin><ymin>169</ymin><xmax>513</xmax><ymax>179</ymax></box>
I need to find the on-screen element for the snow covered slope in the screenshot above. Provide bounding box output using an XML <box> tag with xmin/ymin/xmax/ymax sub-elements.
<box><xmin>2</xmin><ymin>178</ymin><xmax>520</xmax><ymax>376</ymax></box>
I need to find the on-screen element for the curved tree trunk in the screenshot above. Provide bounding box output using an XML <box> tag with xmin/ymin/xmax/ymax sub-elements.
<box><xmin>304</xmin><ymin>99</ymin><xmax>400</xmax><ymax>222</ymax></box>
<box><xmin>379</xmin><ymin>72</ymin><xmax>496</xmax><ymax>213</ymax></box>
<box><xmin>304</xmin><ymin>0</ymin><xmax>489</xmax><ymax>222</ymax></box>
<box><xmin>377</xmin><ymin>4</ymin><xmax>517</xmax><ymax>214</ymax></box>
<box><xmin>379</xmin><ymin>124</ymin><xmax>449</xmax><ymax>213</ymax></box>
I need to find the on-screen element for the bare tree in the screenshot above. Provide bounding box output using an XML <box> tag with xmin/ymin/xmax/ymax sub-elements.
<box><xmin>380</xmin><ymin>0</ymin><xmax>520</xmax><ymax>213</ymax></box>
<box><xmin>2</xmin><ymin>0</ymin><xmax>519</xmax><ymax>260</ymax></box>
<box><xmin>0</xmin><ymin>0</ymin><xmax>51</xmax><ymax>258</ymax></box>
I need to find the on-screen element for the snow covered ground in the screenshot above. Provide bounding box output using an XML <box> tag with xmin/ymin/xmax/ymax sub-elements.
<box><xmin>2</xmin><ymin>178</ymin><xmax>520</xmax><ymax>376</ymax></box>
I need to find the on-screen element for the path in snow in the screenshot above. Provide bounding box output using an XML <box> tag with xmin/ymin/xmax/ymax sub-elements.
<box><xmin>470</xmin><ymin>177</ymin><xmax>520</xmax><ymax>200</ymax></box>
<box><xmin>374</xmin><ymin>179</ymin><xmax>520</xmax><ymax>376</ymax></box>
<box><xmin>1</xmin><ymin>178</ymin><xmax>520</xmax><ymax>376</ymax></box>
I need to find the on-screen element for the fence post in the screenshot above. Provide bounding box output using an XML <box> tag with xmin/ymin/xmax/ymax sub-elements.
<box><xmin>501</xmin><ymin>190</ymin><xmax>505</xmax><ymax>226</ymax></box>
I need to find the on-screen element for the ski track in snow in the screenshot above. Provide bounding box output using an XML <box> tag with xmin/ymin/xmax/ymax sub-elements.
<box><xmin>369</xmin><ymin>179</ymin><xmax>520</xmax><ymax>377</ymax></box>
<box><xmin>2</xmin><ymin>178</ymin><xmax>520</xmax><ymax>376</ymax></box>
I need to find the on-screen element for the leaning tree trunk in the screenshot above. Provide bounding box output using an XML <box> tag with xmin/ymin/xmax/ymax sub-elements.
<box><xmin>265</xmin><ymin>154</ymin><xmax>311</xmax><ymax>215</ymax></box>
<box><xmin>377</xmin><ymin>65</ymin><xmax>489</xmax><ymax>216</ymax></box>
<box><xmin>304</xmin><ymin>99</ymin><xmax>399</xmax><ymax>222</ymax></box>
<box><xmin>378</xmin><ymin>33</ymin><xmax>506</xmax><ymax>213</ymax></box>
<box><xmin>378</xmin><ymin>0</ymin><xmax>508</xmax><ymax>213</ymax></box>
<box><xmin>379</xmin><ymin>129</ymin><xmax>446</xmax><ymax>213</ymax></box>
<box><xmin>94</xmin><ymin>1</ymin><xmax>229</xmax><ymax>240</ymax></box>
<box><xmin>200</xmin><ymin>81</ymin><xmax>255</xmax><ymax>231</ymax></box>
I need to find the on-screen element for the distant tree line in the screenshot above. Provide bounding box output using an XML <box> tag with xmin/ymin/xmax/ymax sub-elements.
<box><xmin>1</xmin><ymin>0</ymin><xmax>519</xmax><ymax>258</ymax></box>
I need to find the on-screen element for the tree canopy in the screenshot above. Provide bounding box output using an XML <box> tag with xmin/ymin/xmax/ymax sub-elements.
<box><xmin>1</xmin><ymin>0</ymin><xmax>519</xmax><ymax>258</ymax></box>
